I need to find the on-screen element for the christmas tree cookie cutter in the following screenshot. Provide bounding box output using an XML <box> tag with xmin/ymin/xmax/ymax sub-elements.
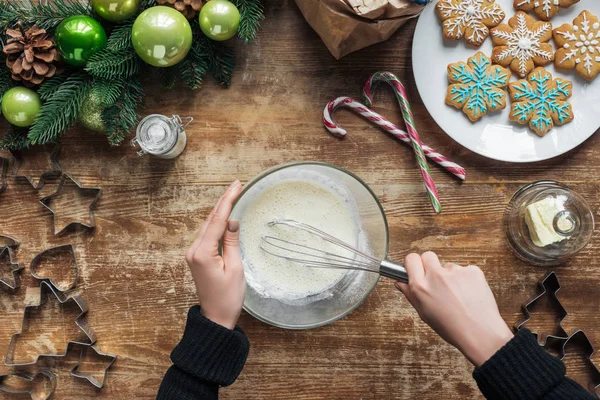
<box><xmin>0</xmin><ymin>156</ymin><xmax>8</xmax><ymax>194</ymax></box>
<box><xmin>11</xmin><ymin>144</ymin><xmax>61</xmax><ymax>189</ymax></box>
<box><xmin>0</xmin><ymin>246</ymin><xmax>23</xmax><ymax>291</ymax></box>
<box><xmin>4</xmin><ymin>281</ymin><xmax>97</xmax><ymax>367</ymax></box>
<box><xmin>39</xmin><ymin>173</ymin><xmax>102</xmax><ymax>236</ymax></box>
<box><xmin>0</xmin><ymin>369</ymin><xmax>56</xmax><ymax>400</ymax></box>
<box><xmin>515</xmin><ymin>271</ymin><xmax>570</xmax><ymax>346</ymax></box>
<box><xmin>30</xmin><ymin>244</ymin><xmax>79</xmax><ymax>292</ymax></box>
<box><xmin>555</xmin><ymin>330</ymin><xmax>600</xmax><ymax>397</ymax></box>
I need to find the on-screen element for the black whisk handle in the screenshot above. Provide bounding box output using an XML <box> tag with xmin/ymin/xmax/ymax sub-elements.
<box><xmin>379</xmin><ymin>260</ymin><xmax>409</xmax><ymax>283</ymax></box>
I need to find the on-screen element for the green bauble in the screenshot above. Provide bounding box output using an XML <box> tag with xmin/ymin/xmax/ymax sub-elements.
<box><xmin>92</xmin><ymin>0</ymin><xmax>141</xmax><ymax>22</ymax></box>
<box><xmin>1</xmin><ymin>87</ymin><xmax>42</xmax><ymax>128</ymax></box>
<box><xmin>199</xmin><ymin>0</ymin><xmax>240</xmax><ymax>41</ymax></box>
<box><xmin>132</xmin><ymin>6</ymin><xmax>192</xmax><ymax>67</ymax></box>
<box><xmin>55</xmin><ymin>15</ymin><xmax>108</xmax><ymax>67</ymax></box>
<box><xmin>79</xmin><ymin>94</ymin><xmax>105</xmax><ymax>132</ymax></box>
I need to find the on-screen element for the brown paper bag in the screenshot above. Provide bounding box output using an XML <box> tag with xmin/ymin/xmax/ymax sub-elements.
<box><xmin>295</xmin><ymin>0</ymin><xmax>428</xmax><ymax>59</ymax></box>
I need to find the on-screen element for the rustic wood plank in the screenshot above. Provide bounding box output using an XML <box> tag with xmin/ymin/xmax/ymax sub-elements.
<box><xmin>2</xmin><ymin>1</ymin><xmax>600</xmax><ymax>399</ymax></box>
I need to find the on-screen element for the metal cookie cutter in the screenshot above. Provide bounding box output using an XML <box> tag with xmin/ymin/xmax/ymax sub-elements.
<box><xmin>515</xmin><ymin>271</ymin><xmax>569</xmax><ymax>346</ymax></box>
<box><xmin>39</xmin><ymin>173</ymin><xmax>102</xmax><ymax>236</ymax></box>
<box><xmin>0</xmin><ymin>234</ymin><xmax>19</xmax><ymax>249</ymax></box>
<box><xmin>0</xmin><ymin>246</ymin><xmax>23</xmax><ymax>291</ymax></box>
<box><xmin>0</xmin><ymin>156</ymin><xmax>7</xmax><ymax>194</ymax></box>
<box><xmin>0</xmin><ymin>369</ymin><xmax>56</xmax><ymax>400</ymax></box>
<box><xmin>71</xmin><ymin>344</ymin><xmax>117</xmax><ymax>389</ymax></box>
<box><xmin>11</xmin><ymin>144</ymin><xmax>62</xmax><ymax>189</ymax></box>
<box><xmin>30</xmin><ymin>244</ymin><xmax>79</xmax><ymax>292</ymax></box>
<box><xmin>557</xmin><ymin>330</ymin><xmax>600</xmax><ymax>398</ymax></box>
<box><xmin>5</xmin><ymin>281</ymin><xmax>97</xmax><ymax>366</ymax></box>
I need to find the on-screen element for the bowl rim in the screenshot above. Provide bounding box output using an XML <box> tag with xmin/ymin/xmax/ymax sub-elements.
<box><xmin>231</xmin><ymin>161</ymin><xmax>389</xmax><ymax>330</ymax></box>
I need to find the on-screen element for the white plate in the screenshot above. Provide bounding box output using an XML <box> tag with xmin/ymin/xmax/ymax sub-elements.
<box><xmin>413</xmin><ymin>0</ymin><xmax>600</xmax><ymax>162</ymax></box>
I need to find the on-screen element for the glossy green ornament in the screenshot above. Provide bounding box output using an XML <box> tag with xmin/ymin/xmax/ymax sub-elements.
<box><xmin>79</xmin><ymin>94</ymin><xmax>105</xmax><ymax>132</ymax></box>
<box><xmin>55</xmin><ymin>15</ymin><xmax>108</xmax><ymax>67</ymax></box>
<box><xmin>1</xmin><ymin>87</ymin><xmax>42</xmax><ymax>128</ymax></box>
<box><xmin>199</xmin><ymin>0</ymin><xmax>240</xmax><ymax>41</ymax></box>
<box><xmin>132</xmin><ymin>6</ymin><xmax>192</xmax><ymax>67</ymax></box>
<box><xmin>92</xmin><ymin>0</ymin><xmax>141</xmax><ymax>22</ymax></box>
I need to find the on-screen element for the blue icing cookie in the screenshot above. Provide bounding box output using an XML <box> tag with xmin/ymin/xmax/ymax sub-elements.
<box><xmin>445</xmin><ymin>51</ymin><xmax>510</xmax><ymax>122</ymax></box>
<box><xmin>508</xmin><ymin>67</ymin><xmax>574</xmax><ymax>136</ymax></box>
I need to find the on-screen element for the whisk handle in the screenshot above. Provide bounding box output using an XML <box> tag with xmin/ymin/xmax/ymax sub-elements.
<box><xmin>379</xmin><ymin>260</ymin><xmax>409</xmax><ymax>283</ymax></box>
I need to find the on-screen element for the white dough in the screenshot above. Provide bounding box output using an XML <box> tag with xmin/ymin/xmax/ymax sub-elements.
<box><xmin>240</xmin><ymin>178</ymin><xmax>361</xmax><ymax>303</ymax></box>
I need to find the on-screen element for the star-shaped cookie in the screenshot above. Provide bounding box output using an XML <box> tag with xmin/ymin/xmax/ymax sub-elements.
<box><xmin>436</xmin><ymin>0</ymin><xmax>506</xmax><ymax>46</ymax></box>
<box><xmin>491</xmin><ymin>11</ymin><xmax>554</xmax><ymax>78</ymax></box>
<box><xmin>513</xmin><ymin>0</ymin><xmax>580</xmax><ymax>21</ymax></box>
<box><xmin>553</xmin><ymin>10</ymin><xmax>600</xmax><ymax>81</ymax></box>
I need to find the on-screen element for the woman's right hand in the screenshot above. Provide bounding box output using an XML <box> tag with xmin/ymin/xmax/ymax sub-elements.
<box><xmin>395</xmin><ymin>252</ymin><xmax>514</xmax><ymax>367</ymax></box>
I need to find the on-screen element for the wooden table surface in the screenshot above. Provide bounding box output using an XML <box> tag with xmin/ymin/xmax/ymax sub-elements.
<box><xmin>2</xmin><ymin>2</ymin><xmax>600</xmax><ymax>399</ymax></box>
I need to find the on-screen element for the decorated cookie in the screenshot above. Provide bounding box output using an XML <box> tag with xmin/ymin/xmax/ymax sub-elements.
<box><xmin>513</xmin><ymin>0</ymin><xmax>579</xmax><ymax>21</ymax></box>
<box><xmin>553</xmin><ymin>10</ymin><xmax>600</xmax><ymax>81</ymax></box>
<box><xmin>436</xmin><ymin>0</ymin><xmax>506</xmax><ymax>46</ymax></box>
<box><xmin>491</xmin><ymin>11</ymin><xmax>554</xmax><ymax>78</ymax></box>
<box><xmin>446</xmin><ymin>52</ymin><xmax>510</xmax><ymax>122</ymax></box>
<box><xmin>508</xmin><ymin>67</ymin><xmax>574</xmax><ymax>136</ymax></box>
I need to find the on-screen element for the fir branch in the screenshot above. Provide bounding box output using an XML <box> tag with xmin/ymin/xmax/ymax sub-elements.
<box><xmin>92</xmin><ymin>79</ymin><xmax>123</xmax><ymax>107</ymax></box>
<box><xmin>106</xmin><ymin>20</ymin><xmax>135</xmax><ymax>52</ymax></box>
<box><xmin>197</xmin><ymin>29</ymin><xmax>235</xmax><ymax>86</ymax></box>
<box><xmin>231</xmin><ymin>0</ymin><xmax>264</xmax><ymax>43</ymax></box>
<box><xmin>102</xmin><ymin>76</ymin><xmax>143</xmax><ymax>146</ymax></box>
<box><xmin>179</xmin><ymin>56</ymin><xmax>208</xmax><ymax>90</ymax></box>
<box><xmin>85</xmin><ymin>49</ymin><xmax>141</xmax><ymax>81</ymax></box>
<box><xmin>0</xmin><ymin>60</ymin><xmax>15</xmax><ymax>102</ymax></box>
<box><xmin>0</xmin><ymin>0</ymin><xmax>92</xmax><ymax>31</ymax></box>
<box><xmin>0</xmin><ymin>127</ymin><xmax>28</xmax><ymax>150</ymax></box>
<box><xmin>37</xmin><ymin>73</ymin><xmax>70</xmax><ymax>101</ymax></box>
<box><xmin>157</xmin><ymin>66</ymin><xmax>179</xmax><ymax>89</ymax></box>
<box><xmin>27</xmin><ymin>71</ymin><xmax>93</xmax><ymax>145</ymax></box>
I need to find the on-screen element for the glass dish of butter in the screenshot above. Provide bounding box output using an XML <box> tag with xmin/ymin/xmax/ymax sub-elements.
<box><xmin>504</xmin><ymin>181</ymin><xmax>594</xmax><ymax>266</ymax></box>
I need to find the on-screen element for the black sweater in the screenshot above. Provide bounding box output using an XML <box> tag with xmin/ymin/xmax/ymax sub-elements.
<box><xmin>157</xmin><ymin>308</ymin><xmax>593</xmax><ymax>400</ymax></box>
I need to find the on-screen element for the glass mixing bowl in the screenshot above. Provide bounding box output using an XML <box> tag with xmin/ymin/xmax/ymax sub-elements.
<box><xmin>229</xmin><ymin>162</ymin><xmax>388</xmax><ymax>329</ymax></box>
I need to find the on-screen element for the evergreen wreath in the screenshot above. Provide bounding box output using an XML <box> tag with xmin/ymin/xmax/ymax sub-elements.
<box><xmin>0</xmin><ymin>0</ymin><xmax>264</xmax><ymax>150</ymax></box>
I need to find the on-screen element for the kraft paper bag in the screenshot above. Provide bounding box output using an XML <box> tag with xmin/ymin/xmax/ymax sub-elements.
<box><xmin>295</xmin><ymin>0</ymin><xmax>429</xmax><ymax>59</ymax></box>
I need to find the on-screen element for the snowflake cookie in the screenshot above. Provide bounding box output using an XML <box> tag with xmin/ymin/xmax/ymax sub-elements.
<box><xmin>513</xmin><ymin>0</ymin><xmax>579</xmax><ymax>22</ymax></box>
<box><xmin>491</xmin><ymin>11</ymin><xmax>554</xmax><ymax>78</ymax></box>
<box><xmin>553</xmin><ymin>10</ymin><xmax>600</xmax><ymax>81</ymax></box>
<box><xmin>508</xmin><ymin>67</ymin><xmax>574</xmax><ymax>136</ymax></box>
<box><xmin>446</xmin><ymin>52</ymin><xmax>510</xmax><ymax>122</ymax></box>
<box><xmin>436</xmin><ymin>0</ymin><xmax>506</xmax><ymax>46</ymax></box>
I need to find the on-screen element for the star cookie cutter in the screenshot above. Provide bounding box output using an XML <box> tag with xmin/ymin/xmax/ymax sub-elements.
<box><xmin>0</xmin><ymin>369</ymin><xmax>56</xmax><ymax>400</ymax></box>
<box><xmin>0</xmin><ymin>246</ymin><xmax>23</xmax><ymax>291</ymax></box>
<box><xmin>556</xmin><ymin>330</ymin><xmax>600</xmax><ymax>398</ymax></box>
<box><xmin>71</xmin><ymin>344</ymin><xmax>117</xmax><ymax>389</ymax></box>
<box><xmin>11</xmin><ymin>144</ymin><xmax>61</xmax><ymax>189</ymax></box>
<box><xmin>0</xmin><ymin>156</ymin><xmax>7</xmax><ymax>194</ymax></box>
<box><xmin>4</xmin><ymin>281</ymin><xmax>97</xmax><ymax>367</ymax></box>
<box><xmin>30</xmin><ymin>244</ymin><xmax>79</xmax><ymax>292</ymax></box>
<box><xmin>0</xmin><ymin>234</ymin><xmax>19</xmax><ymax>249</ymax></box>
<box><xmin>39</xmin><ymin>173</ymin><xmax>102</xmax><ymax>236</ymax></box>
<box><xmin>515</xmin><ymin>271</ymin><xmax>570</xmax><ymax>346</ymax></box>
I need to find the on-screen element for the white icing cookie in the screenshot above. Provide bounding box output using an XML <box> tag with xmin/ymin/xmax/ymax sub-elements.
<box><xmin>436</xmin><ymin>0</ymin><xmax>506</xmax><ymax>46</ymax></box>
<box><xmin>513</xmin><ymin>0</ymin><xmax>579</xmax><ymax>21</ymax></box>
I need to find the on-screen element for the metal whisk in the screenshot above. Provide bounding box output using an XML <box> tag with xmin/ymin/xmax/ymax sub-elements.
<box><xmin>260</xmin><ymin>219</ymin><xmax>409</xmax><ymax>283</ymax></box>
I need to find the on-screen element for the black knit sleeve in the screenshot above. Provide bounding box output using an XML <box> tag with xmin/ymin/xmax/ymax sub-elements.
<box><xmin>473</xmin><ymin>328</ymin><xmax>595</xmax><ymax>400</ymax></box>
<box><xmin>156</xmin><ymin>306</ymin><xmax>250</xmax><ymax>400</ymax></box>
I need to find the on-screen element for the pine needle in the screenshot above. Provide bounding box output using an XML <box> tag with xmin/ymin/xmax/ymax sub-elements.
<box><xmin>232</xmin><ymin>0</ymin><xmax>264</xmax><ymax>43</ymax></box>
<box><xmin>92</xmin><ymin>79</ymin><xmax>124</xmax><ymax>107</ymax></box>
<box><xmin>106</xmin><ymin>20</ymin><xmax>135</xmax><ymax>52</ymax></box>
<box><xmin>85</xmin><ymin>49</ymin><xmax>141</xmax><ymax>81</ymax></box>
<box><xmin>0</xmin><ymin>59</ymin><xmax>16</xmax><ymax>102</ymax></box>
<box><xmin>0</xmin><ymin>127</ymin><xmax>28</xmax><ymax>150</ymax></box>
<box><xmin>37</xmin><ymin>72</ymin><xmax>70</xmax><ymax>101</ymax></box>
<box><xmin>27</xmin><ymin>71</ymin><xmax>93</xmax><ymax>145</ymax></box>
<box><xmin>102</xmin><ymin>76</ymin><xmax>144</xmax><ymax>146</ymax></box>
<box><xmin>157</xmin><ymin>66</ymin><xmax>180</xmax><ymax>89</ymax></box>
<box><xmin>0</xmin><ymin>0</ymin><xmax>92</xmax><ymax>31</ymax></box>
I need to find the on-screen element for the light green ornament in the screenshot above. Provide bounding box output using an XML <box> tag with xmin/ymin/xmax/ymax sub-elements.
<box><xmin>79</xmin><ymin>94</ymin><xmax>105</xmax><ymax>132</ymax></box>
<box><xmin>199</xmin><ymin>0</ymin><xmax>240</xmax><ymax>41</ymax></box>
<box><xmin>92</xmin><ymin>0</ymin><xmax>141</xmax><ymax>22</ymax></box>
<box><xmin>132</xmin><ymin>6</ymin><xmax>192</xmax><ymax>67</ymax></box>
<box><xmin>1</xmin><ymin>87</ymin><xmax>42</xmax><ymax>128</ymax></box>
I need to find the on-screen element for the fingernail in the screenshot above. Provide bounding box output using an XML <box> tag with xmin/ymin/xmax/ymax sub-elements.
<box><xmin>228</xmin><ymin>220</ymin><xmax>240</xmax><ymax>232</ymax></box>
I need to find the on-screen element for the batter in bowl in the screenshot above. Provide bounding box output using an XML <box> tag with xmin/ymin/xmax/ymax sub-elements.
<box><xmin>239</xmin><ymin>177</ymin><xmax>361</xmax><ymax>304</ymax></box>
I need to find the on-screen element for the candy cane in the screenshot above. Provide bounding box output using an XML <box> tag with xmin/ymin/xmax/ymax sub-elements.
<box><xmin>323</xmin><ymin>96</ymin><xmax>466</xmax><ymax>182</ymax></box>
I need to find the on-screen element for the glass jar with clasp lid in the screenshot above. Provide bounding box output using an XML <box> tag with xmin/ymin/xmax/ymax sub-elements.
<box><xmin>131</xmin><ymin>114</ymin><xmax>192</xmax><ymax>159</ymax></box>
<box><xmin>504</xmin><ymin>181</ymin><xmax>595</xmax><ymax>266</ymax></box>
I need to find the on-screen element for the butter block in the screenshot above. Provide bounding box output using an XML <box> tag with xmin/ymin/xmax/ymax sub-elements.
<box><xmin>524</xmin><ymin>196</ymin><xmax>570</xmax><ymax>247</ymax></box>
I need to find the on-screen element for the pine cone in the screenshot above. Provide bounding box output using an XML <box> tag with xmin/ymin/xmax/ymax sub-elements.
<box><xmin>3</xmin><ymin>26</ymin><xmax>60</xmax><ymax>86</ymax></box>
<box><xmin>156</xmin><ymin>0</ymin><xmax>203</xmax><ymax>19</ymax></box>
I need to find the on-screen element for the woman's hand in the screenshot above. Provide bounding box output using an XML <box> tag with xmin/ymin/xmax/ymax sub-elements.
<box><xmin>395</xmin><ymin>252</ymin><xmax>513</xmax><ymax>367</ymax></box>
<box><xmin>185</xmin><ymin>181</ymin><xmax>245</xmax><ymax>330</ymax></box>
